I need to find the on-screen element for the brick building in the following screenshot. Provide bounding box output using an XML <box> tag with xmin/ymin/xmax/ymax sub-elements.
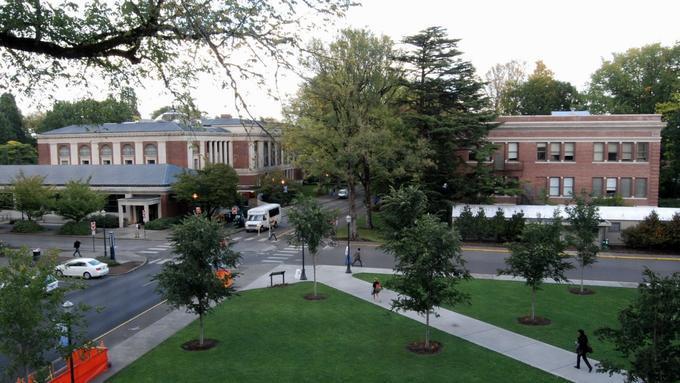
<box><xmin>476</xmin><ymin>113</ymin><xmax>664</xmax><ymax>206</ymax></box>
<box><xmin>36</xmin><ymin>116</ymin><xmax>300</xmax><ymax>188</ymax></box>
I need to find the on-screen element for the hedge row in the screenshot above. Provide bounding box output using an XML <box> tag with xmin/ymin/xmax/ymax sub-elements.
<box><xmin>455</xmin><ymin>206</ymin><xmax>525</xmax><ymax>243</ymax></box>
<box><xmin>622</xmin><ymin>211</ymin><xmax>680</xmax><ymax>251</ymax></box>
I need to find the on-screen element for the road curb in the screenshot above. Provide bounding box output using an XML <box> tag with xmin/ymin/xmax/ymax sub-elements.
<box><xmin>108</xmin><ymin>256</ymin><xmax>148</xmax><ymax>276</ymax></box>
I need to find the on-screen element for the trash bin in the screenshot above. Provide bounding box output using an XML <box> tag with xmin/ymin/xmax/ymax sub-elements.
<box><xmin>32</xmin><ymin>248</ymin><xmax>41</xmax><ymax>262</ymax></box>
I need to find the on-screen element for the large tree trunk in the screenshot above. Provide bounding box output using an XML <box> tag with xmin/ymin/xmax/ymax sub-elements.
<box><xmin>425</xmin><ymin>310</ymin><xmax>430</xmax><ymax>348</ymax></box>
<box><xmin>531</xmin><ymin>287</ymin><xmax>536</xmax><ymax>321</ymax></box>
<box><xmin>199</xmin><ymin>313</ymin><xmax>204</xmax><ymax>346</ymax></box>
<box><xmin>348</xmin><ymin>177</ymin><xmax>358</xmax><ymax>240</ymax></box>
<box><xmin>580</xmin><ymin>262</ymin><xmax>585</xmax><ymax>294</ymax></box>
<box><xmin>361</xmin><ymin>159</ymin><xmax>374</xmax><ymax>229</ymax></box>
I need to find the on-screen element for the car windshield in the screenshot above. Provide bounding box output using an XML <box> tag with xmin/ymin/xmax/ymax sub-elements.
<box><xmin>248</xmin><ymin>214</ymin><xmax>264</xmax><ymax>221</ymax></box>
<box><xmin>87</xmin><ymin>260</ymin><xmax>102</xmax><ymax>266</ymax></box>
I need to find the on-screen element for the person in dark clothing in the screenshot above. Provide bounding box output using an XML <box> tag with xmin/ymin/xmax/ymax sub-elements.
<box><xmin>73</xmin><ymin>240</ymin><xmax>81</xmax><ymax>257</ymax></box>
<box><xmin>372</xmin><ymin>278</ymin><xmax>381</xmax><ymax>301</ymax></box>
<box><xmin>351</xmin><ymin>247</ymin><xmax>363</xmax><ymax>267</ymax></box>
<box><xmin>575</xmin><ymin>329</ymin><xmax>593</xmax><ymax>372</ymax></box>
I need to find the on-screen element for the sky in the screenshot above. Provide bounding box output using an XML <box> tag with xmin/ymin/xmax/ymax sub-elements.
<box><xmin>16</xmin><ymin>0</ymin><xmax>680</xmax><ymax>120</ymax></box>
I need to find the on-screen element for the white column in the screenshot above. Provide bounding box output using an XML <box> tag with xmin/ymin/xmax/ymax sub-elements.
<box><xmin>158</xmin><ymin>142</ymin><xmax>167</xmax><ymax>164</ymax></box>
<box><xmin>199</xmin><ymin>140</ymin><xmax>206</xmax><ymax>169</ymax></box>
<box><xmin>249</xmin><ymin>141</ymin><xmax>256</xmax><ymax>169</ymax></box>
<box><xmin>113</xmin><ymin>142</ymin><xmax>121</xmax><ymax>165</ymax></box>
<box><xmin>228</xmin><ymin>141</ymin><xmax>233</xmax><ymax>165</ymax></box>
<box><xmin>91</xmin><ymin>143</ymin><xmax>100</xmax><ymax>165</ymax></box>
<box><xmin>258</xmin><ymin>141</ymin><xmax>264</xmax><ymax>168</ymax></box>
<box><xmin>70</xmin><ymin>143</ymin><xmax>78</xmax><ymax>164</ymax></box>
<box><xmin>49</xmin><ymin>143</ymin><xmax>58</xmax><ymax>164</ymax></box>
<box><xmin>117</xmin><ymin>200</ymin><xmax>124</xmax><ymax>228</ymax></box>
<box><xmin>187</xmin><ymin>143</ymin><xmax>194</xmax><ymax>169</ymax></box>
<box><xmin>134</xmin><ymin>142</ymin><xmax>143</xmax><ymax>164</ymax></box>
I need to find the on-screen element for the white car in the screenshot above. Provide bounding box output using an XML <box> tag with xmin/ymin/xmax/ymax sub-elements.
<box><xmin>337</xmin><ymin>188</ymin><xmax>348</xmax><ymax>199</ymax></box>
<box><xmin>56</xmin><ymin>258</ymin><xmax>109</xmax><ymax>279</ymax></box>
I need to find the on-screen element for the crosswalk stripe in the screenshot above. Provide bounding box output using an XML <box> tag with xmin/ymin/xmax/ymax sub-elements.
<box><xmin>278</xmin><ymin>249</ymin><xmax>297</xmax><ymax>253</ymax></box>
<box><xmin>272</xmin><ymin>253</ymin><xmax>295</xmax><ymax>257</ymax></box>
<box><xmin>257</xmin><ymin>238</ymin><xmax>268</xmax><ymax>242</ymax></box>
<box><xmin>148</xmin><ymin>248</ymin><xmax>166</xmax><ymax>251</ymax></box>
<box><xmin>231</xmin><ymin>236</ymin><xmax>242</xmax><ymax>241</ymax></box>
<box><xmin>244</xmin><ymin>237</ymin><xmax>256</xmax><ymax>241</ymax></box>
<box><xmin>267</xmin><ymin>256</ymin><xmax>289</xmax><ymax>260</ymax></box>
<box><xmin>148</xmin><ymin>258</ymin><xmax>162</xmax><ymax>264</ymax></box>
<box><xmin>262</xmin><ymin>260</ymin><xmax>283</xmax><ymax>263</ymax></box>
<box><xmin>140</xmin><ymin>250</ymin><xmax>159</xmax><ymax>254</ymax></box>
<box><xmin>157</xmin><ymin>259</ymin><xmax>173</xmax><ymax>264</ymax></box>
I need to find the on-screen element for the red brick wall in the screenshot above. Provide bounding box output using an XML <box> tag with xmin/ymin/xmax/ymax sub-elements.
<box><xmin>165</xmin><ymin>141</ymin><xmax>188</xmax><ymax>168</ymax></box>
<box><xmin>37</xmin><ymin>144</ymin><xmax>50</xmax><ymax>164</ymax></box>
<box><xmin>238</xmin><ymin>174</ymin><xmax>258</xmax><ymax>187</ymax></box>
<box><xmin>232</xmin><ymin>141</ymin><xmax>249</xmax><ymax>169</ymax></box>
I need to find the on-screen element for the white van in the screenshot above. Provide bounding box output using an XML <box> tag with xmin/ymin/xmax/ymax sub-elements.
<box><xmin>245</xmin><ymin>203</ymin><xmax>281</xmax><ymax>232</ymax></box>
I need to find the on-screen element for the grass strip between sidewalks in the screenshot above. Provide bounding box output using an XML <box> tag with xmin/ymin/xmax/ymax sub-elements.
<box><xmin>108</xmin><ymin>282</ymin><xmax>566</xmax><ymax>383</ymax></box>
<box><xmin>354</xmin><ymin>273</ymin><xmax>635</xmax><ymax>367</ymax></box>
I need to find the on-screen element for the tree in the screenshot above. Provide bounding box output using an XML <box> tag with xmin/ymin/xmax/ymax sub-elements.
<box><xmin>565</xmin><ymin>195</ymin><xmax>601</xmax><ymax>294</ymax></box>
<box><xmin>0</xmin><ymin>248</ymin><xmax>87</xmax><ymax>382</ymax></box>
<box><xmin>154</xmin><ymin>215</ymin><xmax>240</xmax><ymax>347</ymax></box>
<box><xmin>0</xmin><ymin>1</ymin><xmax>352</xmax><ymax>117</ymax></box>
<box><xmin>385</xmin><ymin>212</ymin><xmax>469</xmax><ymax>351</ymax></box>
<box><xmin>151</xmin><ymin>106</ymin><xmax>175</xmax><ymax>120</ymax></box>
<box><xmin>0</xmin><ymin>93</ymin><xmax>27</xmax><ymax>143</ymax></box>
<box><xmin>285</xmin><ymin>29</ymin><xmax>419</xmax><ymax>236</ymax></box>
<box><xmin>286</xmin><ymin>195</ymin><xmax>335</xmax><ymax>298</ymax></box>
<box><xmin>37</xmin><ymin>97</ymin><xmax>138</xmax><ymax>133</ymax></box>
<box><xmin>397</xmin><ymin>26</ymin><xmax>508</xmax><ymax>211</ymax></box>
<box><xmin>53</xmin><ymin>179</ymin><xmax>107</xmax><ymax>222</ymax></box>
<box><xmin>256</xmin><ymin>170</ymin><xmax>299</xmax><ymax>205</ymax></box>
<box><xmin>502</xmin><ymin>61</ymin><xmax>583</xmax><ymax>115</ymax></box>
<box><xmin>172</xmin><ymin>163</ymin><xmax>240</xmax><ymax>218</ymax></box>
<box><xmin>0</xmin><ymin>141</ymin><xmax>37</xmax><ymax>164</ymax></box>
<box><xmin>587</xmin><ymin>43</ymin><xmax>680</xmax><ymax>114</ymax></box>
<box><xmin>379</xmin><ymin>185</ymin><xmax>428</xmax><ymax>241</ymax></box>
<box><xmin>499</xmin><ymin>213</ymin><xmax>573</xmax><ymax>322</ymax></box>
<box><xmin>9</xmin><ymin>172</ymin><xmax>53</xmax><ymax>221</ymax></box>
<box><xmin>657</xmin><ymin>93</ymin><xmax>680</xmax><ymax>198</ymax></box>
<box><xmin>595</xmin><ymin>269</ymin><xmax>679</xmax><ymax>383</ymax></box>
<box><xmin>484</xmin><ymin>60</ymin><xmax>527</xmax><ymax>114</ymax></box>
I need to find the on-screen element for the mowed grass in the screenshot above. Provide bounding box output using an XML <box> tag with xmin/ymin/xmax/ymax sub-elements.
<box><xmin>335</xmin><ymin>212</ymin><xmax>386</xmax><ymax>242</ymax></box>
<box><xmin>355</xmin><ymin>273</ymin><xmax>635</xmax><ymax>366</ymax></box>
<box><xmin>108</xmin><ymin>282</ymin><xmax>566</xmax><ymax>383</ymax></box>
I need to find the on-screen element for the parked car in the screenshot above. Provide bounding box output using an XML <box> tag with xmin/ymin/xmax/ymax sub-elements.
<box><xmin>0</xmin><ymin>274</ymin><xmax>59</xmax><ymax>293</ymax></box>
<box><xmin>56</xmin><ymin>258</ymin><xmax>109</xmax><ymax>279</ymax></box>
<box><xmin>337</xmin><ymin>188</ymin><xmax>348</xmax><ymax>199</ymax></box>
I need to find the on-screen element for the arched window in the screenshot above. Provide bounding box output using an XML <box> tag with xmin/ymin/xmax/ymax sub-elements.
<box><xmin>58</xmin><ymin>145</ymin><xmax>70</xmax><ymax>164</ymax></box>
<box><xmin>100</xmin><ymin>144</ymin><xmax>112</xmax><ymax>164</ymax></box>
<box><xmin>79</xmin><ymin>145</ymin><xmax>91</xmax><ymax>164</ymax></box>
<box><xmin>122</xmin><ymin>144</ymin><xmax>134</xmax><ymax>156</ymax></box>
<box><xmin>144</xmin><ymin>144</ymin><xmax>158</xmax><ymax>164</ymax></box>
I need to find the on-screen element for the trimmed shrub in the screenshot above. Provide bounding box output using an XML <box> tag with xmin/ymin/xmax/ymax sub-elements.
<box><xmin>92</xmin><ymin>214</ymin><xmax>119</xmax><ymax>228</ymax></box>
<box><xmin>11</xmin><ymin>220</ymin><xmax>44</xmax><ymax>233</ymax></box>
<box><xmin>622</xmin><ymin>211</ymin><xmax>680</xmax><ymax>250</ymax></box>
<box><xmin>455</xmin><ymin>206</ymin><xmax>526</xmax><ymax>243</ymax></box>
<box><xmin>144</xmin><ymin>217</ymin><xmax>181</xmax><ymax>230</ymax></box>
<box><xmin>455</xmin><ymin>205</ymin><xmax>475</xmax><ymax>241</ymax></box>
<box><xmin>58</xmin><ymin>221</ymin><xmax>90</xmax><ymax>235</ymax></box>
<box><xmin>592</xmin><ymin>194</ymin><xmax>624</xmax><ymax>206</ymax></box>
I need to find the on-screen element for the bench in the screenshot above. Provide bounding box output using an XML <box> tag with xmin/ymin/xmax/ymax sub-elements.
<box><xmin>269</xmin><ymin>271</ymin><xmax>285</xmax><ymax>287</ymax></box>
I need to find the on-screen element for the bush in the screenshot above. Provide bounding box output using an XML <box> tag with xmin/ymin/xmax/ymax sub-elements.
<box><xmin>144</xmin><ymin>217</ymin><xmax>181</xmax><ymax>230</ymax></box>
<box><xmin>622</xmin><ymin>211</ymin><xmax>680</xmax><ymax>251</ymax></box>
<box><xmin>92</xmin><ymin>214</ymin><xmax>119</xmax><ymax>228</ymax></box>
<box><xmin>11</xmin><ymin>220</ymin><xmax>44</xmax><ymax>233</ymax></box>
<box><xmin>592</xmin><ymin>194</ymin><xmax>625</xmax><ymax>206</ymax></box>
<box><xmin>0</xmin><ymin>240</ymin><xmax>8</xmax><ymax>257</ymax></box>
<box><xmin>58</xmin><ymin>221</ymin><xmax>90</xmax><ymax>235</ymax></box>
<box><xmin>455</xmin><ymin>206</ymin><xmax>526</xmax><ymax>243</ymax></box>
<box><xmin>455</xmin><ymin>205</ymin><xmax>475</xmax><ymax>241</ymax></box>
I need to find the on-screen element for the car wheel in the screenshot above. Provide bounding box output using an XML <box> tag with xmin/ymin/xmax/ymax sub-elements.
<box><xmin>83</xmin><ymin>272</ymin><xmax>92</xmax><ymax>280</ymax></box>
<box><xmin>56</xmin><ymin>270</ymin><xmax>64</xmax><ymax>277</ymax></box>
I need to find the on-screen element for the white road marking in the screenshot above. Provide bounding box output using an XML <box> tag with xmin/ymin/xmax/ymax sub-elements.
<box><xmin>267</xmin><ymin>256</ymin><xmax>289</xmax><ymax>260</ymax></box>
<box><xmin>262</xmin><ymin>260</ymin><xmax>283</xmax><ymax>263</ymax></box>
<box><xmin>272</xmin><ymin>253</ymin><xmax>295</xmax><ymax>257</ymax></box>
<box><xmin>142</xmin><ymin>280</ymin><xmax>157</xmax><ymax>287</ymax></box>
<box><xmin>157</xmin><ymin>258</ymin><xmax>174</xmax><ymax>264</ymax></box>
<box><xmin>148</xmin><ymin>247</ymin><xmax>166</xmax><ymax>251</ymax></box>
<box><xmin>148</xmin><ymin>258</ymin><xmax>162</xmax><ymax>264</ymax></box>
<box><xmin>139</xmin><ymin>250</ymin><xmax>159</xmax><ymax>254</ymax></box>
<box><xmin>258</xmin><ymin>238</ymin><xmax>269</xmax><ymax>242</ymax></box>
<box><xmin>231</xmin><ymin>236</ymin><xmax>242</xmax><ymax>241</ymax></box>
<box><xmin>278</xmin><ymin>249</ymin><xmax>297</xmax><ymax>254</ymax></box>
<box><xmin>244</xmin><ymin>237</ymin><xmax>256</xmax><ymax>241</ymax></box>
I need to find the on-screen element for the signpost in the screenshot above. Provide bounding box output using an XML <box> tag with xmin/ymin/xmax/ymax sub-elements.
<box><xmin>90</xmin><ymin>221</ymin><xmax>96</xmax><ymax>251</ymax></box>
<box><xmin>108</xmin><ymin>232</ymin><xmax>116</xmax><ymax>260</ymax></box>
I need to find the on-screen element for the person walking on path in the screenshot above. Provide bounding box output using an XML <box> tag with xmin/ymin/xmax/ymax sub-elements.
<box><xmin>268</xmin><ymin>226</ymin><xmax>278</xmax><ymax>241</ymax></box>
<box><xmin>575</xmin><ymin>329</ymin><xmax>593</xmax><ymax>372</ymax></box>
<box><xmin>351</xmin><ymin>247</ymin><xmax>363</xmax><ymax>267</ymax></box>
<box><xmin>73</xmin><ymin>240</ymin><xmax>81</xmax><ymax>257</ymax></box>
<box><xmin>372</xmin><ymin>278</ymin><xmax>382</xmax><ymax>301</ymax></box>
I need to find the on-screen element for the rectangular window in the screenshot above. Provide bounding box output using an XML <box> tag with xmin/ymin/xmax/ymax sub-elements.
<box><xmin>563</xmin><ymin>177</ymin><xmax>574</xmax><ymax>197</ymax></box>
<box><xmin>635</xmin><ymin>178</ymin><xmax>648</xmax><ymax>198</ymax></box>
<box><xmin>103</xmin><ymin>160</ymin><xmax>111</xmax><ymax>165</ymax></box>
<box><xmin>81</xmin><ymin>160</ymin><xmax>89</xmax><ymax>165</ymax></box>
<box><xmin>592</xmin><ymin>177</ymin><xmax>603</xmax><ymax>196</ymax></box>
<box><xmin>60</xmin><ymin>160</ymin><xmax>69</xmax><ymax>165</ymax></box>
<box><xmin>507</xmin><ymin>143</ymin><xmax>518</xmax><ymax>161</ymax></box>
<box><xmin>563</xmin><ymin>143</ymin><xmax>575</xmax><ymax>161</ymax></box>
<box><xmin>609</xmin><ymin>222</ymin><xmax>621</xmax><ymax>233</ymax></box>
<box><xmin>593</xmin><ymin>143</ymin><xmax>604</xmax><ymax>162</ymax></box>
<box><xmin>537</xmin><ymin>143</ymin><xmax>547</xmax><ymax>161</ymax></box>
<box><xmin>637</xmin><ymin>143</ymin><xmax>649</xmax><ymax>161</ymax></box>
<box><xmin>549</xmin><ymin>177</ymin><xmax>560</xmax><ymax>196</ymax></box>
<box><xmin>607</xmin><ymin>143</ymin><xmax>618</xmax><ymax>161</ymax></box>
<box><xmin>124</xmin><ymin>159</ymin><xmax>133</xmax><ymax>165</ymax></box>
<box><xmin>606</xmin><ymin>178</ymin><xmax>617</xmax><ymax>196</ymax></box>
<box><xmin>622</xmin><ymin>143</ymin><xmax>633</xmax><ymax>161</ymax></box>
<box><xmin>147</xmin><ymin>159</ymin><xmax>156</xmax><ymax>164</ymax></box>
<box><xmin>550</xmin><ymin>142</ymin><xmax>561</xmax><ymax>161</ymax></box>
<box><xmin>620</xmin><ymin>177</ymin><xmax>632</xmax><ymax>198</ymax></box>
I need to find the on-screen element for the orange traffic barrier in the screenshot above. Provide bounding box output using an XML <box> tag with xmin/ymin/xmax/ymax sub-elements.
<box><xmin>17</xmin><ymin>342</ymin><xmax>110</xmax><ymax>383</ymax></box>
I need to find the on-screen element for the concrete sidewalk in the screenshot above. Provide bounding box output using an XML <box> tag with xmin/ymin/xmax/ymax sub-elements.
<box><xmin>94</xmin><ymin>265</ymin><xmax>628</xmax><ymax>382</ymax></box>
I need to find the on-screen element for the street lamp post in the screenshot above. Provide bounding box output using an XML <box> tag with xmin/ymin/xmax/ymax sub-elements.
<box><xmin>345</xmin><ymin>215</ymin><xmax>352</xmax><ymax>274</ymax></box>
<box><xmin>300</xmin><ymin>236</ymin><xmax>307</xmax><ymax>280</ymax></box>
<box><xmin>62</xmin><ymin>301</ymin><xmax>75</xmax><ymax>383</ymax></box>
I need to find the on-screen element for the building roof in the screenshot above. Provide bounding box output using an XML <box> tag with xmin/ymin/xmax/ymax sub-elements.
<box><xmin>0</xmin><ymin>165</ymin><xmax>187</xmax><ymax>187</ymax></box>
<box><xmin>452</xmin><ymin>204</ymin><xmax>680</xmax><ymax>222</ymax></box>
<box><xmin>38</xmin><ymin>118</ymin><xmax>266</xmax><ymax>136</ymax></box>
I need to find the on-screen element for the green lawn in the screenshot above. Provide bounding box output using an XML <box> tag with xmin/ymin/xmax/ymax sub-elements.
<box><xmin>109</xmin><ymin>282</ymin><xmax>565</xmax><ymax>383</ymax></box>
<box><xmin>355</xmin><ymin>273</ymin><xmax>635</xmax><ymax>366</ymax></box>
<box><xmin>335</xmin><ymin>212</ymin><xmax>385</xmax><ymax>242</ymax></box>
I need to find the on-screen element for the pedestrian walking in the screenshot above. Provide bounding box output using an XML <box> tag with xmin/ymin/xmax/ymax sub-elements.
<box><xmin>73</xmin><ymin>240</ymin><xmax>81</xmax><ymax>257</ymax></box>
<box><xmin>268</xmin><ymin>226</ymin><xmax>278</xmax><ymax>241</ymax></box>
<box><xmin>575</xmin><ymin>329</ymin><xmax>593</xmax><ymax>372</ymax></box>
<box><xmin>351</xmin><ymin>247</ymin><xmax>363</xmax><ymax>267</ymax></box>
<box><xmin>135</xmin><ymin>223</ymin><xmax>140</xmax><ymax>239</ymax></box>
<box><xmin>372</xmin><ymin>278</ymin><xmax>382</xmax><ymax>301</ymax></box>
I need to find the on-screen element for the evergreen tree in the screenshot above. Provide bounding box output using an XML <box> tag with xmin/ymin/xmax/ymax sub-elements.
<box><xmin>0</xmin><ymin>93</ymin><xmax>27</xmax><ymax>143</ymax></box>
<box><xmin>397</xmin><ymin>26</ymin><xmax>510</xmax><ymax>212</ymax></box>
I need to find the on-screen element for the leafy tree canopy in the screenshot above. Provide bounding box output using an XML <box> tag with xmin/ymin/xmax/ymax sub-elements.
<box><xmin>54</xmin><ymin>179</ymin><xmax>107</xmax><ymax>222</ymax></box>
<box><xmin>37</xmin><ymin>96</ymin><xmax>138</xmax><ymax>133</ymax></box>
<box><xmin>172</xmin><ymin>163</ymin><xmax>240</xmax><ymax>218</ymax></box>
<box><xmin>9</xmin><ymin>172</ymin><xmax>54</xmax><ymax>221</ymax></box>
<box><xmin>587</xmin><ymin>43</ymin><xmax>680</xmax><ymax>114</ymax></box>
<box><xmin>0</xmin><ymin>93</ymin><xmax>28</xmax><ymax>143</ymax></box>
<box><xmin>0</xmin><ymin>141</ymin><xmax>37</xmax><ymax>165</ymax></box>
<box><xmin>657</xmin><ymin>93</ymin><xmax>680</xmax><ymax>198</ymax></box>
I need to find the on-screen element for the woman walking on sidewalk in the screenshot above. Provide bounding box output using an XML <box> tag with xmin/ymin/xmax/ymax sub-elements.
<box><xmin>372</xmin><ymin>278</ymin><xmax>382</xmax><ymax>301</ymax></box>
<box><xmin>575</xmin><ymin>329</ymin><xmax>593</xmax><ymax>372</ymax></box>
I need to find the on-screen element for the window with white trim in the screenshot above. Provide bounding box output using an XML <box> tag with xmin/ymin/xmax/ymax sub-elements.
<box><xmin>620</xmin><ymin>178</ymin><xmax>632</xmax><ymax>198</ymax></box>
<box><xmin>58</xmin><ymin>145</ymin><xmax>70</xmax><ymax>164</ymax></box>
<box><xmin>593</xmin><ymin>143</ymin><xmax>604</xmax><ymax>162</ymax></box>
<box><xmin>607</xmin><ymin>143</ymin><xmax>618</xmax><ymax>161</ymax></box>
<box><xmin>637</xmin><ymin>143</ymin><xmax>649</xmax><ymax>161</ymax></box>
<box><xmin>592</xmin><ymin>177</ymin><xmax>603</xmax><ymax>196</ymax></box>
<box><xmin>550</xmin><ymin>143</ymin><xmax>561</xmax><ymax>161</ymax></box>
<box><xmin>144</xmin><ymin>144</ymin><xmax>157</xmax><ymax>164</ymax></box>
<box><xmin>100</xmin><ymin>145</ymin><xmax>112</xmax><ymax>165</ymax></box>
<box><xmin>563</xmin><ymin>177</ymin><xmax>574</xmax><ymax>197</ymax></box>
<box><xmin>622</xmin><ymin>143</ymin><xmax>633</xmax><ymax>161</ymax></box>
<box><xmin>563</xmin><ymin>143</ymin><xmax>575</xmax><ymax>161</ymax></box>
<box><xmin>79</xmin><ymin>145</ymin><xmax>91</xmax><ymax>164</ymax></box>
<box><xmin>606</xmin><ymin>178</ymin><xmax>617</xmax><ymax>196</ymax></box>
<box><xmin>635</xmin><ymin>178</ymin><xmax>647</xmax><ymax>198</ymax></box>
<box><xmin>549</xmin><ymin>177</ymin><xmax>560</xmax><ymax>196</ymax></box>
<box><xmin>537</xmin><ymin>143</ymin><xmax>547</xmax><ymax>161</ymax></box>
<box><xmin>507</xmin><ymin>143</ymin><xmax>518</xmax><ymax>161</ymax></box>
